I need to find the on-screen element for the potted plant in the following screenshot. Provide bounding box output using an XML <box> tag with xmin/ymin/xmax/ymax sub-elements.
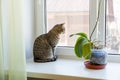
<box><xmin>70</xmin><ymin>0</ymin><xmax>107</xmax><ymax>69</ymax></box>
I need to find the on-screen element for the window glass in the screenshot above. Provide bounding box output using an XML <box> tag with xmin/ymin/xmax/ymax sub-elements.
<box><xmin>46</xmin><ymin>0</ymin><xmax>89</xmax><ymax>46</ymax></box>
<box><xmin>106</xmin><ymin>0</ymin><xmax>120</xmax><ymax>54</ymax></box>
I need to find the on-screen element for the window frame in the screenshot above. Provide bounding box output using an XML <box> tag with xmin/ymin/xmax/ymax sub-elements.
<box><xmin>34</xmin><ymin>0</ymin><xmax>120</xmax><ymax>62</ymax></box>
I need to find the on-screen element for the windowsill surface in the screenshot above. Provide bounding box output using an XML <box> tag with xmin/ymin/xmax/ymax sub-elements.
<box><xmin>27</xmin><ymin>56</ymin><xmax>120</xmax><ymax>80</ymax></box>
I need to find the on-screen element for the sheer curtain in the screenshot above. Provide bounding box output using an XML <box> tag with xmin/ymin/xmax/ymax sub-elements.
<box><xmin>0</xmin><ymin>0</ymin><xmax>27</xmax><ymax>80</ymax></box>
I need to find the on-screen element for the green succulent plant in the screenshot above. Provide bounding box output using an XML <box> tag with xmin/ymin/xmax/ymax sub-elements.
<box><xmin>70</xmin><ymin>0</ymin><xmax>102</xmax><ymax>60</ymax></box>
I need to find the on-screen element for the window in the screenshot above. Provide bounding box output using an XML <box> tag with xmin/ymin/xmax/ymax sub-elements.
<box><xmin>33</xmin><ymin>0</ymin><xmax>120</xmax><ymax>62</ymax></box>
<box><xmin>46</xmin><ymin>0</ymin><xmax>89</xmax><ymax>46</ymax></box>
<box><xmin>106</xmin><ymin>0</ymin><xmax>120</xmax><ymax>54</ymax></box>
<box><xmin>46</xmin><ymin>0</ymin><xmax>120</xmax><ymax>55</ymax></box>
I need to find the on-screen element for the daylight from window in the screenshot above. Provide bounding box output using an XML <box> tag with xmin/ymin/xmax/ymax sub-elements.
<box><xmin>106</xmin><ymin>0</ymin><xmax>120</xmax><ymax>54</ymax></box>
<box><xmin>46</xmin><ymin>0</ymin><xmax>89</xmax><ymax>46</ymax></box>
<box><xmin>46</xmin><ymin>0</ymin><xmax>120</xmax><ymax>54</ymax></box>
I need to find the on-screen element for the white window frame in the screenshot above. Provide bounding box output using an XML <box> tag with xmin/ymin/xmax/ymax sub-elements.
<box><xmin>34</xmin><ymin>0</ymin><xmax>120</xmax><ymax>62</ymax></box>
<box><xmin>34</xmin><ymin>0</ymin><xmax>46</xmax><ymax>38</ymax></box>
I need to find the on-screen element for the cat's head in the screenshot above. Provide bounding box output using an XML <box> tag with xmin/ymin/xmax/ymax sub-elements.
<box><xmin>52</xmin><ymin>23</ymin><xmax>65</xmax><ymax>34</ymax></box>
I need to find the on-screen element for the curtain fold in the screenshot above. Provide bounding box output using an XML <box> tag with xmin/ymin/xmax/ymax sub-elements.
<box><xmin>0</xmin><ymin>3</ymin><xmax>5</xmax><ymax>79</ymax></box>
<box><xmin>0</xmin><ymin>0</ymin><xmax>27</xmax><ymax>80</ymax></box>
<box><xmin>0</xmin><ymin>0</ymin><xmax>5</xmax><ymax>79</ymax></box>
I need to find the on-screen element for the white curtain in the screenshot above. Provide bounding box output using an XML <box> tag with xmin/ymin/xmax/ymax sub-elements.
<box><xmin>0</xmin><ymin>0</ymin><xmax>27</xmax><ymax>80</ymax></box>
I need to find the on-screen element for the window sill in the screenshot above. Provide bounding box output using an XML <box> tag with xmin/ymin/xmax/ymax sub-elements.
<box><xmin>27</xmin><ymin>56</ymin><xmax>120</xmax><ymax>80</ymax></box>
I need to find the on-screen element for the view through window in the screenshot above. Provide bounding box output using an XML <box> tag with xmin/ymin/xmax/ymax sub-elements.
<box><xmin>46</xmin><ymin>0</ymin><xmax>89</xmax><ymax>46</ymax></box>
<box><xmin>46</xmin><ymin>0</ymin><xmax>120</xmax><ymax>54</ymax></box>
<box><xmin>106</xmin><ymin>0</ymin><xmax>120</xmax><ymax>54</ymax></box>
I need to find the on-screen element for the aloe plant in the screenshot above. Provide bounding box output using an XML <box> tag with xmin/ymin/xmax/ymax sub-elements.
<box><xmin>70</xmin><ymin>0</ymin><xmax>102</xmax><ymax>59</ymax></box>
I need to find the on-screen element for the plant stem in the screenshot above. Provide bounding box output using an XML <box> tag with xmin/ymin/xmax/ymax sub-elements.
<box><xmin>90</xmin><ymin>0</ymin><xmax>102</xmax><ymax>40</ymax></box>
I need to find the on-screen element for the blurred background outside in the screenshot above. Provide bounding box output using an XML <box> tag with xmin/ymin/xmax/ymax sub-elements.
<box><xmin>46</xmin><ymin>0</ymin><xmax>120</xmax><ymax>54</ymax></box>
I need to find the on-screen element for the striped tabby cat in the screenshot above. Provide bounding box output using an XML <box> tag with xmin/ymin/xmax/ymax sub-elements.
<box><xmin>33</xmin><ymin>23</ymin><xmax>65</xmax><ymax>62</ymax></box>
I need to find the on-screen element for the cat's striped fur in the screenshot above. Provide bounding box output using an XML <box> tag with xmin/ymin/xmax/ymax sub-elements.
<box><xmin>33</xmin><ymin>23</ymin><xmax>65</xmax><ymax>62</ymax></box>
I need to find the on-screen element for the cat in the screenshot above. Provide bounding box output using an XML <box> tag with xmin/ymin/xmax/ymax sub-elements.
<box><xmin>33</xmin><ymin>23</ymin><xmax>65</xmax><ymax>62</ymax></box>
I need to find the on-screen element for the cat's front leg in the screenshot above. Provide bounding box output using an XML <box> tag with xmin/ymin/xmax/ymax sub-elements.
<box><xmin>52</xmin><ymin>46</ymin><xmax>58</xmax><ymax>61</ymax></box>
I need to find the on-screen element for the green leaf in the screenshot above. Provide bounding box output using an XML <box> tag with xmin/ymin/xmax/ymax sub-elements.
<box><xmin>76</xmin><ymin>32</ymin><xmax>88</xmax><ymax>39</ymax></box>
<box><xmin>82</xmin><ymin>42</ymin><xmax>92</xmax><ymax>59</ymax></box>
<box><xmin>70</xmin><ymin>32</ymin><xmax>88</xmax><ymax>39</ymax></box>
<box><xmin>69</xmin><ymin>34</ymin><xmax>75</xmax><ymax>37</ymax></box>
<box><xmin>74</xmin><ymin>37</ymin><xmax>86</xmax><ymax>58</ymax></box>
<box><xmin>70</xmin><ymin>32</ymin><xmax>93</xmax><ymax>59</ymax></box>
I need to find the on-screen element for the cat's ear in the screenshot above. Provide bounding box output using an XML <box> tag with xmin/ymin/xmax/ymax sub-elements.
<box><xmin>60</xmin><ymin>23</ymin><xmax>65</xmax><ymax>26</ymax></box>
